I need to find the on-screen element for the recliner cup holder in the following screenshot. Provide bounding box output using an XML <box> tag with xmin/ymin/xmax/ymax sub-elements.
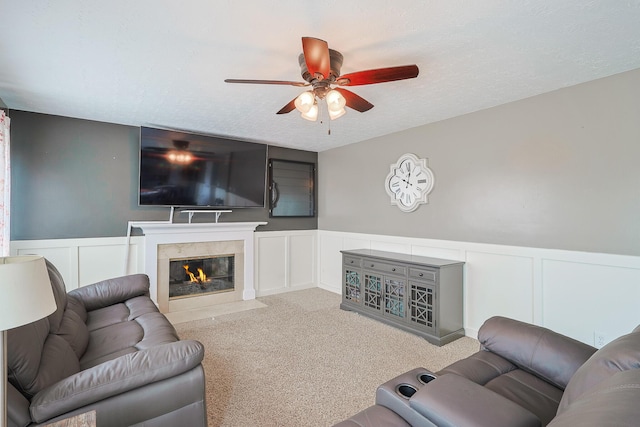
<box><xmin>418</xmin><ymin>373</ymin><xmax>436</xmax><ymax>384</ymax></box>
<box><xmin>395</xmin><ymin>384</ymin><xmax>418</xmax><ymax>399</ymax></box>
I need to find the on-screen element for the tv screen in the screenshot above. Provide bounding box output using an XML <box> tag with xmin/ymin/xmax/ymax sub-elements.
<box><xmin>139</xmin><ymin>127</ymin><xmax>267</xmax><ymax>208</ymax></box>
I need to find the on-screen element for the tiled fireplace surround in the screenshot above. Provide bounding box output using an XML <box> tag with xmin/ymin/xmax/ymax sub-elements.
<box><xmin>134</xmin><ymin>222</ymin><xmax>266</xmax><ymax>313</ymax></box>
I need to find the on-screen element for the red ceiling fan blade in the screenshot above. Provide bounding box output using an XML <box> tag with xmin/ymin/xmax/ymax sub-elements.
<box><xmin>302</xmin><ymin>37</ymin><xmax>330</xmax><ymax>80</ymax></box>
<box><xmin>337</xmin><ymin>65</ymin><xmax>419</xmax><ymax>86</ymax></box>
<box><xmin>225</xmin><ymin>79</ymin><xmax>308</xmax><ymax>87</ymax></box>
<box><xmin>276</xmin><ymin>98</ymin><xmax>297</xmax><ymax>115</ymax></box>
<box><xmin>333</xmin><ymin>88</ymin><xmax>374</xmax><ymax>112</ymax></box>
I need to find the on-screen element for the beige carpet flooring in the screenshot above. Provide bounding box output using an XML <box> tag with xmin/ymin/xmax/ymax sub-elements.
<box><xmin>174</xmin><ymin>288</ymin><xmax>480</xmax><ymax>426</ymax></box>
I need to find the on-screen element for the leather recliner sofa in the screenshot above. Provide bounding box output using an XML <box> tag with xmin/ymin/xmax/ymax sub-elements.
<box><xmin>335</xmin><ymin>316</ymin><xmax>640</xmax><ymax>427</ymax></box>
<box><xmin>7</xmin><ymin>260</ymin><xmax>208</xmax><ymax>427</ymax></box>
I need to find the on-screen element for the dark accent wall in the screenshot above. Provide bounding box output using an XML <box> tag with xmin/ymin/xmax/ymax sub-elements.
<box><xmin>10</xmin><ymin>111</ymin><xmax>317</xmax><ymax>240</ymax></box>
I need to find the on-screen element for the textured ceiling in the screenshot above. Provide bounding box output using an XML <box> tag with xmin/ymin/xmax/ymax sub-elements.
<box><xmin>1</xmin><ymin>1</ymin><xmax>640</xmax><ymax>152</ymax></box>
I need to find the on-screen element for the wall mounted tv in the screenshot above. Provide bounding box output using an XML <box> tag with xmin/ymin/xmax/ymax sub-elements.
<box><xmin>139</xmin><ymin>127</ymin><xmax>267</xmax><ymax>208</ymax></box>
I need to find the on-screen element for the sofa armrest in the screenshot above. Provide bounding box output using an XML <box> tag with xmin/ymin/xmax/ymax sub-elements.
<box><xmin>29</xmin><ymin>340</ymin><xmax>204</xmax><ymax>423</ymax></box>
<box><xmin>7</xmin><ymin>381</ymin><xmax>31</xmax><ymax>427</ymax></box>
<box><xmin>479</xmin><ymin>316</ymin><xmax>597</xmax><ymax>389</ymax></box>
<box><xmin>409</xmin><ymin>374</ymin><xmax>540</xmax><ymax>427</ymax></box>
<box><xmin>68</xmin><ymin>274</ymin><xmax>150</xmax><ymax>311</ymax></box>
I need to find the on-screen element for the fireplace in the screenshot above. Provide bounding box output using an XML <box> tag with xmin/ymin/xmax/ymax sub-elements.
<box><xmin>133</xmin><ymin>221</ymin><xmax>266</xmax><ymax>314</ymax></box>
<box><xmin>157</xmin><ymin>239</ymin><xmax>245</xmax><ymax>313</ymax></box>
<box><xmin>169</xmin><ymin>255</ymin><xmax>235</xmax><ymax>299</ymax></box>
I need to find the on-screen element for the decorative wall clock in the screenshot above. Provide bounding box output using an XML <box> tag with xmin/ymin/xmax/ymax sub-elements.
<box><xmin>384</xmin><ymin>153</ymin><xmax>434</xmax><ymax>212</ymax></box>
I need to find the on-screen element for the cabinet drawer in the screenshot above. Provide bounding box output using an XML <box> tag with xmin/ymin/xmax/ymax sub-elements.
<box><xmin>409</xmin><ymin>267</ymin><xmax>437</xmax><ymax>282</ymax></box>
<box><xmin>363</xmin><ymin>259</ymin><xmax>406</xmax><ymax>275</ymax></box>
<box><xmin>343</xmin><ymin>256</ymin><xmax>361</xmax><ymax>267</ymax></box>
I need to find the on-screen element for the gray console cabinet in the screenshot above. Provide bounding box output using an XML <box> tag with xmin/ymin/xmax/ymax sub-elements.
<box><xmin>340</xmin><ymin>249</ymin><xmax>464</xmax><ymax>346</ymax></box>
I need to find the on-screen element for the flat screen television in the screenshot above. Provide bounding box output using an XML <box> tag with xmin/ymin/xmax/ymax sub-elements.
<box><xmin>139</xmin><ymin>127</ymin><xmax>267</xmax><ymax>208</ymax></box>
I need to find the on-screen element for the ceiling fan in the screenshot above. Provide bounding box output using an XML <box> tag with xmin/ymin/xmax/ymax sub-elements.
<box><xmin>225</xmin><ymin>37</ymin><xmax>419</xmax><ymax>121</ymax></box>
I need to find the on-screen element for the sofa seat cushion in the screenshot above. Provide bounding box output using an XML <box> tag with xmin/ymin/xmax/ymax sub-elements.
<box><xmin>485</xmin><ymin>370</ymin><xmax>563</xmax><ymax>426</ymax></box>
<box><xmin>437</xmin><ymin>350</ymin><xmax>562</xmax><ymax>426</ymax></box>
<box><xmin>85</xmin><ymin>303</ymin><xmax>131</xmax><ymax>332</ymax></box>
<box><xmin>81</xmin><ymin>318</ymin><xmax>144</xmax><ymax>369</ymax></box>
<box><xmin>409</xmin><ymin>374</ymin><xmax>541</xmax><ymax>427</ymax></box>
<box><xmin>437</xmin><ymin>350</ymin><xmax>518</xmax><ymax>384</ymax></box>
<box><xmin>84</xmin><ymin>296</ymin><xmax>158</xmax><ymax>332</ymax></box>
<box><xmin>81</xmin><ymin>309</ymin><xmax>180</xmax><ymax>370</ymax></box>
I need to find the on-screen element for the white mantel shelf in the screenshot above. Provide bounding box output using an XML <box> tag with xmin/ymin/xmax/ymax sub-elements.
<box><xmin>133</xmin><ymin>221</ymin><xmax>267</xmax><ymax>235</ymax></box>
<box><xmin>133</xmin><ymin>221</ymin><xmax>267</xmax><ymax>306</ymax></box>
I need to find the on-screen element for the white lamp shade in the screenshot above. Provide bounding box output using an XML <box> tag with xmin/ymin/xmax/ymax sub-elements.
<box><xmin>326</xmin><ymin>90</ymin><xmax>346</xmax><ymax>111</ymax></box>
<box><xmin>300</xmin><ymin>104</ymin><xmax>318</xmax><ymax>121</ymax></box>
<box><xmin>0</xmin><ymin>256</ymin><xmax>56</xmax><ymax>331</ymax></box>
<box><xmin>294</xmin><ymin>91</ymin><xmax>316</xmax><ymax>114</ymax></box>
<box><xmin>326</xmin><ymin>90</ymin><xmax>347</xmax><ymax>120</ymax></box>
<box><xmin>328</xmin><ymin>107</ymin><xmax>346</xmax><ymax>120</ymax></box>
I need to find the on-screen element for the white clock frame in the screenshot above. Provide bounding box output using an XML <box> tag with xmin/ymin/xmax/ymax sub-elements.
<box><xmin>384</xmin><ymin>153</ymin><xmax>434</xmax><ymax>212</ymax></box>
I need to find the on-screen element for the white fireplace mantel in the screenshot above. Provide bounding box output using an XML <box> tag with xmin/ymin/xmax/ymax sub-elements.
<box><xmin>133</xmin><ymin>221</ymin><xmax>267</xmax><ymax>305</ymax></box>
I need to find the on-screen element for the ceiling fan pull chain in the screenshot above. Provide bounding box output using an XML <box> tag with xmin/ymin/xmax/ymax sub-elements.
<box><xmin>318</xmin><ymin>97</ymin><xmax>325</xmax><ymax>126</ymax></box>
<box><xmin>318</xmin><ymin>98</ymin><xmax>331</xmax><ymax>135</ymax></box>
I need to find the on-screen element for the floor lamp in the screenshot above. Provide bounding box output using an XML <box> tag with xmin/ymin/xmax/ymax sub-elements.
<box><xmin>0</xmin><ymin>256</ymin><xmax>56</xmax><ymax>427</ymax></box>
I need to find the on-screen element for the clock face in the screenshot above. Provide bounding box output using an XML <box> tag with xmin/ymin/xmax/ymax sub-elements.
<box><xmin>385</xmin><ymin>154</ymin><xmax>434</xmax><ymax>212</ymax></box>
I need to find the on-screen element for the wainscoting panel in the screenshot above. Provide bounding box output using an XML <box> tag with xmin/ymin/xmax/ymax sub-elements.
<box><xmin>289</xmin><ymin>233</ymin><xmax>316</xmax><ymax>289</ymax></box>
<box><xmin>464</xmin><ymin>251</ymin><xmax>535</xmax><ymax>327</ymax></box>
<box><xmin>255</xmin><ymin>235</ymin><xmax>287</xmax><ymax>294</ymax></box>
<box><xmin>254</xmin><ymin>230</ymin><xmax>317</xmax><ymax>296</ymax></box>
<box><xmin>542</xmin><ymin>258</ymin><xmax>640</xmax><ymax>346</ymax></box>
<box><xmin>78</xmin><ymin>244</ymin><xmax>135</xmax><ymax>286</ymax></box>
<box><xmin>11</xmin><ymin>237</ymin><xmax>144</xmax><ymax>291</ymax></box>
<box><xmin>15</xmin><ymin>245</ymin><xmax>78</xmax><ymax>291</ymax></box>
<box><xmin>318</xmin><ymin>233</ymin><xmax>344</xmax><ymax>294</ymax></box>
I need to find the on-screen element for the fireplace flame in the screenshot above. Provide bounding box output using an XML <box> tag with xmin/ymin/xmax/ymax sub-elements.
<box><xmin>183</xmin><ymin>264</ymin><xmax>208</xmax><ymax>284</ymax></box>
<box><xmin>197</xmin><ymin>267</ymin><xmax>207</xmax><ymax>282</ymax></box>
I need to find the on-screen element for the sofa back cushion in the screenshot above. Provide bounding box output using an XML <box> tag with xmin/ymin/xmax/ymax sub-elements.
<box><xmin>56</xmin><ymin>301</ymin><xmax>90</xmax><ymax>358</ymax></box>
<box><xmin>479</xmin><ymin>316</ymin><xmax>596</xmax><ymax>389</ymax></box>
<box><xmin>550</xmin><ymin>369</ymin><xmax>640</xmax><ymax>426</ymax></box>
<box><xmin>45</xmin><ymin>259</ymin><xmax>68</xmax><ymax>333</ymax></box>
<box><xmin>8</xmin><ymin>320</ymin><xmax>80</xmax><ymax>398</ymax></box>
<box><xmin>43</xmin><ymin>259</ymin><xmax>90</xmax><ymax>358</ymax></box>
<box><xmin>557</xmin><ymin>326</ymin><xmax>640</xmax><ymax>414</ymax></box>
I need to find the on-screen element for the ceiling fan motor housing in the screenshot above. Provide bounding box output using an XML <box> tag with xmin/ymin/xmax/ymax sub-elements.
<box><xmin>298</xmin><ymin>49</ymin><xmax>344</xmax><ymax>83</ymax></box>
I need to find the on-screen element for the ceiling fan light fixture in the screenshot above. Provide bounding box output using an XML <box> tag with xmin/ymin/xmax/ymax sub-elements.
<box><xmin>294</xmin><ymin>91</ymin><xmax>316</xmax><ymax>114</ymax></box>
<box><xmin>300</xmin><ymin>103</ymin><xmax>318</xmax><ymax>121</ymax></box>
<box><xmin>326</xmin><ymin>89</ymin><xmax>346</xmax><ymax>109</ymax></box>
<box><xmin>328</xmin><ymin>107</ymin><xmax>346</xmax><ymax>120</ymax></box>
<box><xmin>326</xmin><ymin>89</ymin><xmax>347</xmax><ymax>120</ymax></box>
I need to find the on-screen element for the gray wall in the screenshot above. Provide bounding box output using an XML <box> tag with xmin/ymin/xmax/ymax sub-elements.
<box><xmin>319</xmin><ymin>68</ymin><xmax>640</xmax><ymax>256</ymax></box>
<box><xmin>10</xmin><ymin>111</ymin><xmax>317</xmax><ymax>240</ymax></box>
